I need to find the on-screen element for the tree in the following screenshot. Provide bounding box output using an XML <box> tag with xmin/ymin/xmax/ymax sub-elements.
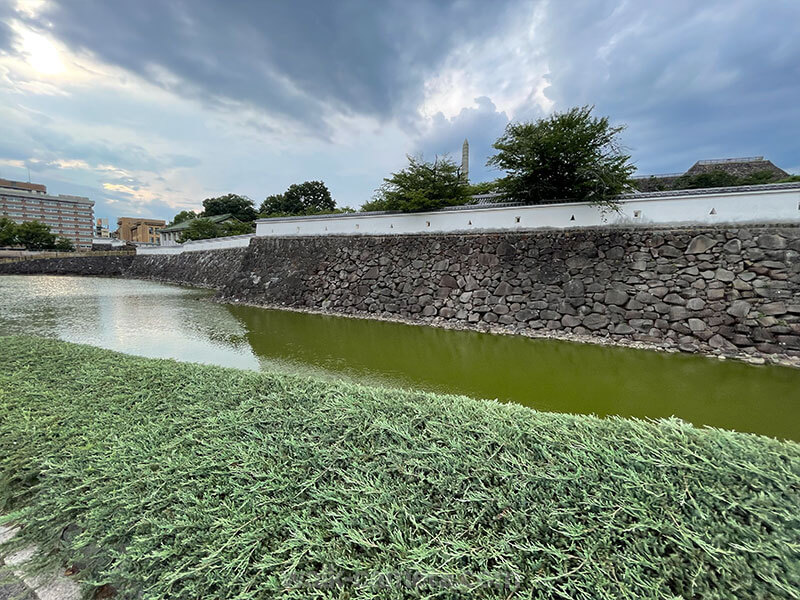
<box><xmin>0</xmin><ymin>217</ymin><xmax>17</xmax><ymax>247</ymax></box>
<box><xmin>220</xmin><ymin>221</ymin><xmax>255</xmax><ymax>236</ymax></box>
<box><xmin>170</xmin><ymin>210</ymin><xmax>197</xmax><ymax>226</ymax></box>
<box><xmin>467</xmin><ymin>180</ymin><xmax>502</xmax><ymax>196</ymax></box>
<box><xmin>363</xmin><ymin>155</ymin><xmax>469</xmax><ymax>213</ymax></box>
<box><xmin>53</xmin><ymin>236</ymin><xmax>75</xmax><ymax>252</ymax></box>
<box><xmin>259</xmin><ymin>181</ymin><xmax>336</xmax><ymax>217</ymax></box>
<box><xmin>259</xmin><ymin>193</ymin><xmax>297</xmax><ymax>216</ymax></box>
<box><xmin>177</xmin><ymin>217</ymin><xmax>253</xmax><ymax>242</ymax></box>
<box><xmin>178</xmin><ymin>218</ymin><xmax>221</xmax><ymax>243</ymax></box>
<box><xmin>284</xmin><ymin>181</ymin><xmax>335</xmax><ymax>214</ymax></box>
<box><xmin>488</xmin><ymin>106</ymin><xmax>635</xmax><ymax>206</ymax></box>
<box><xmin>202</xmin><ymin>194</ymin><xmax>257</xmax><ymax>222</ymax></box>
<box><xmin>16</xmin><ymin>221</ymin><xmax>55</xmax><ymax>250</ymax></box>
<box><xmin>676</xmin><ymin>170</ymin><xmax>739</xmax><ymax>189</ymax></box>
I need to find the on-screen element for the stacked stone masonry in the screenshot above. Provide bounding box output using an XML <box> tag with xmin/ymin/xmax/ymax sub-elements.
<box><xmin>223</xmin><ymin>227</ymin><xmax>800</xmax><ymax>361</ymax></box>
<box><xmin>1</xmin><ymin>226</ymin><xmax>799</xmax><ymax>362</ymax></box>
<box><xmin>0</xmin><ymin>254</ymin><xmax>134</xmax><ymax>277</ymax></box>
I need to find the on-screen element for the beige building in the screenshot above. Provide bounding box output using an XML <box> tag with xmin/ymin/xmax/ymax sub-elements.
<box><xmin>0</xmin><ymin>178</ymin><xmax>94</xmax><ymax>250</ymax></box>
<box><xmin>116</xmin><ymin>217</ymin><xmax>165</xmax><ymax>245</ymax></box>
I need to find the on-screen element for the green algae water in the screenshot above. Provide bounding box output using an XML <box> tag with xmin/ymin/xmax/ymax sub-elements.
<box><xmin>1</xmin><ymin>274</ymin><xmax>799</xmax><ymax>440</ymax></box>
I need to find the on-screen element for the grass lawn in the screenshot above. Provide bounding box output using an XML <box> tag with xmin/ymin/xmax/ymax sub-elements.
<box><xmin>0</xmin><ymin>335</ymin><xmax>798</xmax><ymax>599</ymax></box>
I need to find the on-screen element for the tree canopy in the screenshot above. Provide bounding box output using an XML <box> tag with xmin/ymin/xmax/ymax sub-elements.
<box><xmin>53</xmin><ymin>236</ymin><xmax>75</xmax><ymax>251</ymax></box>
<box><xmin>0</xmin><ymin>217</ymin><xmax>17</xmax><ymax>247</ymax></box>
<box><xmin>466</xmin><ymin>180</ymin><xmax>502</xmax><ymax>196</ymax></box>
<box><xmin>15</xmin><ymin>221</ymin><xmax>57</xmax><ymax>250</ymax></box>
<box><xmin>363</xmin><ymin>155</ymin><xmax>469</xmax><ymax>212</ymax></box>
<box><xmin>259</xmin><ymin>181</ymin><xmax>337</xmax><ymax>217</ymax></box>
<box><xmin>677</xmin><ymin>170</ymin><xmax>781</xmax><ymax>190</ymax></box>
<box><xmin>169</xmin><ymin>210</ymin><xmax>198</xmax><ymax>226</ymax></box>
<box><xmin>178</xmin><ymin>217</ymin><xmax>253</xmax><ymax>243</ymax></box>
<box><xmin>0</xmin><ymin>218</ymin><xmax>77</xmax><ymax>251</ymax></box>
<box><xmin>202</xmin><ymin>194</ymin><xmax>257</xmax><ymax>222</ymax></box>
<box><xmin>488</xmin><ymin>106</ymin><xmax>635</xmax><ymax>206</ymax></box>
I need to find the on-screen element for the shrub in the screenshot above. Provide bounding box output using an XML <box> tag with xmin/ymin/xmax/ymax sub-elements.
<box><xmin>1</xmin><ymin>337</ymin><xmax>798</xmax><ymax>599</ymax></box>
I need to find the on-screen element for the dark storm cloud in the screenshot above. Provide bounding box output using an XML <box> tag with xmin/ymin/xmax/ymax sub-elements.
<box><xmin>539</xmin><ymin>0</ymin><xmax>800</xmax><ymax>173</ymax></box>
<box><xmin>2</xmin><ymin>0</ymin><xmax>797</xmax><ymax>218</ymax></box>
<box><xmin>20</xmin><ymin>0</ymin><xmax>516</xmax><ymax>133</ymax></box>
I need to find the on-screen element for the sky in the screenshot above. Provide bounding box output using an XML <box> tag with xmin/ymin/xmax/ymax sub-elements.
<box><xmin>0</xmin><ymin>0</ymin><xmax>798</xmax><ymax>223</ymax></box>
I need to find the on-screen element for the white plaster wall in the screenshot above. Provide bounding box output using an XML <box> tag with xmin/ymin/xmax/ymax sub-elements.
<box><xmin>255</xmin><ymin>187</ymin><xmax>800</xmax><ymax>237</ymax></box>
<box><xmin>137</xmin><ymin>234</ymin><xmax>254</xmax><ymax>255</ymax></box>
<box><xmin>160</xmin><ymin>231</ymin><xmax>181</xmax><ymax>246</ymax></box>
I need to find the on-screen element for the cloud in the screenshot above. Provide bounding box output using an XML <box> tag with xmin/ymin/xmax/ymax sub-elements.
<box><xmin>416</xmin><ymin>97</ymin><xmax>510</xmax><ymax>182</ymax></box>
<box><xmin>13</xmin><ymin>0</ymin><xmax>519</xmax><ymax>135</ymax></box>
<box><xmin>0</xmin><ymin>0</ymin><xmax>797</xmax><ymax>223</ymax></box>
<box><xmin>538</xmin><ymin>0</ymin><xmax>800</xmax><ymax>173</ymax></box>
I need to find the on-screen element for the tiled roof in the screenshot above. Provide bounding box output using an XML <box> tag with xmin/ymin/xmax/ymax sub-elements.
<box><xmin>160</xmin><ymin>213</ymin><xmax>237</xmax><ymax>233</ymax></box>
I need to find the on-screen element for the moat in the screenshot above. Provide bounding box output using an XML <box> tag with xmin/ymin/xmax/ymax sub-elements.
<box><xmin>2</xmin><ymin>274</ymin><xmax>799</xmax><ymax>440</ymax></box>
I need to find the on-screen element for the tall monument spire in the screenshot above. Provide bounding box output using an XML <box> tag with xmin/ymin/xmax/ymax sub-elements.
<box><xmin>461</xmin><ymin>138</ymin><xmax>469</xmax><ymax>182</ymax></box>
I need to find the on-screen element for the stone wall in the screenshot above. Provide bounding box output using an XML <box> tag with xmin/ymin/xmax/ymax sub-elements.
<box><xmin>0</xmin><ymin>254</ymin><xmax>133</xmax><ymax>276</ymax></box>
<box><xmin>2</xmin><ymin>226</ymin><xmax>799</xmax><ymax>362</ymax></box>
<box><xmin>224</xmin><ymin>227</ymin><xmax>800</xmax><ymax>361</ymax></box>
<box><xmin>127</xmin><ymin>247</ymin><xmax>249</xmax><ymax>289</ymax></box>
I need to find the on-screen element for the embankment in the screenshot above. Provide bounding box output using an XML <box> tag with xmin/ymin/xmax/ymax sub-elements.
<box><xmin>1</xmin><ymin>336</ymin><xmax>798</xmax><ymax>598</ymax></box>
<box><xmin>2</xmin><ymin>225</ymin><xmax>799</xmax><ymax>363</ymax></box>
<box><xmin>0</xmin><ymin>254</ymin><xmax>133</xmax><ymax>276</ymax></box>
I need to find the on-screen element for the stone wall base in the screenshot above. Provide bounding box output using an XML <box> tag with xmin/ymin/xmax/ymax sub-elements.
<box><xmin>2</xmin><ymin>225</ymin><xmax>798</xmax><ymax>365</ymax></box>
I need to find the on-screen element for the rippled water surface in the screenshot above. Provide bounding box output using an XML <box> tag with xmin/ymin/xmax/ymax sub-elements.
<box><xmin>1</xmin><ymin>275</ymin><xmax>799</xmax><ymax>440</ymax></box>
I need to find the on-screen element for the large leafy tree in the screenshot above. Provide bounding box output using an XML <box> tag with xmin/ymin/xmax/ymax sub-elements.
<box><xmin>285</xmin><ymin>181</ymin><xmax>335</xmax><ymax>214</ymax></box>
<box><xmin>178</xmin><ymin>218</ymin><xmax>220</xmax><ymax>243</ymax></box>
<box><xmin>259</xmin><ymin>181</ymin><xmax>336</xmax><ymax>217</ymax></box>
<box><xmin>467</xmin><ymin>180</ymin><xmax>502</xmax><ymax>196</ymax></box>
<box><xmin>170</xmin><ymin>210</ymin><xmax>198</xmax><ymax>226</ymax></box>
<box><xmin>488</xmin><ymin>106</ymin><xmax>635</xmax><ymax>206</ymax></box>
<box><xmin>16</xmin><ymin>221</ymin><xmax>56</xmax><ymax>250</ymax></box>
<box><xmin>202</xmin><ymin>194</ymin><xmax>257</xmax><ymax>222</ymax></box>
<box><xmin>178</xmin><ymin>217</ymin><xmax>253</xmax><ymax>243</ymax></box>
<box><xmin>0</xmin><ymin>217</ymin><xmax>18</xmax><ymax>246</ymax></box>
<box><xmin>259</xmin><ymin>193</ymin><xmax>295</xmax><ymax>216</ymax></box>
<box><xmin>363</xmin><ymin>155</ymin><xmax>469</xmax><ymax>212</ymax></box>
<box><xmin>220</xmin><ymin>220</ymin><xmax>255</xmax><ymax>236</ymax></box>
<box><xmin>53</xmin><ymin>236</ymin><xmax>75</xmax><ymax>251</ymax></box>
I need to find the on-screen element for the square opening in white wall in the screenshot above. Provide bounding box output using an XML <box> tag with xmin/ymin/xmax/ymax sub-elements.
<box><xmin>633</xmin><ymin>210</ymin><xmax>642</xmax><ymax>218</ymax></box>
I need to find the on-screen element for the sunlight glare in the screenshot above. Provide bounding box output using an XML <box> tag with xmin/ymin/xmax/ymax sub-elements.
<box><xmin>19</xmin><ymin>28</ymin><xmax>64</xmax><ymax>75</ymax></box>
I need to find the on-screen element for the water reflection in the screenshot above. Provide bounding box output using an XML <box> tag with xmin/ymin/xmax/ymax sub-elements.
<box><xmin>1</xmin><ymin>275</ymin><xmax>799</xmax><ymax>440</ymax></box>
<box><xmin>0</xmin><ymin>275</ymin><xmax>259</xmax><ymax>370</ymax></box>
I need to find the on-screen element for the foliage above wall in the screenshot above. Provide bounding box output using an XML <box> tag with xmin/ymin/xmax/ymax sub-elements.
<box><xmin>202</xmin><ymin>194</ymin><xmax>258</xmax><ymax>222</ymax></box>
<box><xmin>487</xmin><ymin>106</ymin><xmax>635</xmax><ymax>208</ymax></box>
<box><xmin>259</xmin><ymin>180</ymin><xmax>351</xmax><ymax>217</ymax></box>
<box><xmin>363</xmin><ymin>155</ymin><xmax>470</xmax><ymax>212</ymax></box>
<box><xmin>177</xmin><ymin>217</ymin><xmax>253</xmax><ymax>243</ymax></box>
<box><xmin>168</xmin><ymin>210</ymin><xmax>198</xmax><ymax>226</ymax></box>
<box><xmin>638</xmin><ymin>169</ymin><xmax>794</xmax><ymax>192</ymax></box>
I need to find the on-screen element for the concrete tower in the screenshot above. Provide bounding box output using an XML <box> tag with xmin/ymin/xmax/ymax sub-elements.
<box><xmin>461</xmin><ymin>138</ymin><xmax>469</xmax><ymax>182</ymax></box>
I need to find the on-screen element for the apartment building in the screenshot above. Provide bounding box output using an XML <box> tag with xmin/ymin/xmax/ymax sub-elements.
<box><xmin>116</xmin><ymin>217</ymin><xmax>165</xmax><ymax>245</ymax></box>
<box><xmin>95</xmin><ymin>218</ymin><xmax>110</xmax><ymax>238</ymax></box>
<box><xmin>0</xmin><ymin>178</ymin><xmax>94</xmax><ymax>250</ymax></box>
